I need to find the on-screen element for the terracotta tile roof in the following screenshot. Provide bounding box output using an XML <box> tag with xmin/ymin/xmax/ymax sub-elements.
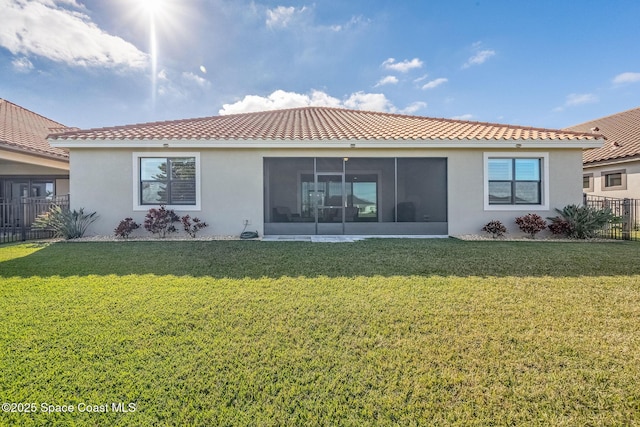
<box><xmin>51</xmin><ymin>107</ymin><xmax>600</xmax><ymax>142</ymax></box>
<box><xmin>566</xmin><ymin>107</ymin><xmax>640</xmax><ymax>165</ymax></box>
<box><xmin>0</xmin><ymin>99</ymin><xmax>70</xmax><ymax>160</ymax></box>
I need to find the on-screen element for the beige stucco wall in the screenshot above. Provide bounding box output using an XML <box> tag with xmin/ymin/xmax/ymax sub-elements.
<box><xmin>447</xmin><ymin>148</ymin><xmax>583</xmax><ymax>236</ymax></box>
<box><xmin>583</xmin><ymin>160</ymin><xmax>640</xmax><ymax>199</ymax></box>
<box><xmin>55</xmin><ymin>179</ymin><xmax>70</xmax><ymax>196</ymax></box>
<box><xmin>69</xmin><ymin>147</ymin><xmax>584</xmax><ymax>238</ymax></box>
<box><xmin>70</xmin><ymin>148</ymin><xmax>265</xmax><ymax>237</ymax></box>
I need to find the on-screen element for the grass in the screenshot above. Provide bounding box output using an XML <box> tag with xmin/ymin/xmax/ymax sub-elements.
<box><xmin>1</xmin><ymin>239</ymin><xmax>640</xmax><ymax>426</ymax></box>
<box><xmin>602</xmin><ymin>227</ymin><xmax>640</xmax><ymax>241</ymax></box>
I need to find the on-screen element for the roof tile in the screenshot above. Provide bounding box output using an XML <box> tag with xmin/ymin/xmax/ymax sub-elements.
<box><xmin>50</xmin><ymin>107</ymin><xmax>599</xmax><ymax>143</ymax></box>
<box><xmin>0</xmin><ymin>99</ymin><xmax>70</xmax><ymax>159</ymax></box>
<box><xmin>566</xmin><ymin>107</ymin><xmax>640</xmax><ymax>164</ymax></box>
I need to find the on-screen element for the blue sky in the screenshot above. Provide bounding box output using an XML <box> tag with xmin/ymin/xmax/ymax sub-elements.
<box><xmin>1</xmin><ymin>0</ymin><xmax>639</xmax><ymax>130</ymax></box>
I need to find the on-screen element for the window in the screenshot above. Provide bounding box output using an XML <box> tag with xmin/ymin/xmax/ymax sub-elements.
<box><xmin>484</xmin><ymin>153</ymin><xmax>549</xmax><ymax>211</ymax></box>
<box><xmin>1</xmin><ymin>179</ymin><xmax>55</xmax><ymax>201</ymax></box>
<box><xmin>606</xmin><ymin>173</ymin><xmax>622</xmax><ymax>187</ymax></box>
<box><xmin>488</xmin><ymin>158</ymin><xmax>541</xmax><ymax>204</ymax></box>
<box><xmin>602</xmin><ymin>169</ymin><xmax>626</xmax><ymax>191</ymax></box>
<box><xmin>583</xmin><ymin>174</ymin><xmax>594</xmax><ymax>192</ymax></box>
<box><xmin>133</xmin><ymin>153</ymin><xmax>200</xmax><ymax>210</ymax></box>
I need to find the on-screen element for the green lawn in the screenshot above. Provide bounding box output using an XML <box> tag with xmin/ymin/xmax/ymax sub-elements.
<box><xmin>1</xmin><ymin>239</ymin><xmax>639</xmax><ymax>426</ymax></box>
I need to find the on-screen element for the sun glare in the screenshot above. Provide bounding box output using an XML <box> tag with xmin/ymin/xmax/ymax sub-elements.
<box><xmin>135</xmin><ymin>0</ymin><xmax>168</xmax><ymax>112</ymax></box>
<box><xmin>139</xmin><ymin>0</ymin><xmax>165</xmax><ymax>16</ymax></box>
<box><xmin>126</xmin><ymin>0</ymin><xmax>192</xmax><ymax>115</ymax></box>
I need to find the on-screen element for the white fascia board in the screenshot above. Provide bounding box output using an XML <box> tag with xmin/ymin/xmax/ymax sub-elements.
<box><xmin>50</xmin><ymin>138</ymin><xmax>605</xmax><ymax>150</ymax></box>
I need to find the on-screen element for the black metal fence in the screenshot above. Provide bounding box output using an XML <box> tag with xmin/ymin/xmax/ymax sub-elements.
<box><xmin>584</xmin><ymin>194</ymin><xmax>640</xmax><ymax>241</ymax></box>
<box><xmin>0</xmin><ymin>195</ymin><xmax>70</xmax><ymax>244</ymax></box>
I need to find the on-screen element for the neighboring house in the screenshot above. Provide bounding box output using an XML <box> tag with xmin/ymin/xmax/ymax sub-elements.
<box><xmin>0</xmin><ymin>98</ymin><xmax>70</xmax><ymax>201</ymax></box>
<box><xmin>567</xmin><ymin>106</ymin><xmax>640</xmax><ymax>199</ymax></box>
<box><xmin>49</xmin><ymin>107</ymin><xmax>602</xmax><ymax>237</ymax></box>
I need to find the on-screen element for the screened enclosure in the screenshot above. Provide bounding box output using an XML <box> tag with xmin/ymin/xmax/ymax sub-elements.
<box><xmin>264</xmin><ymin>157</ymin><xmax>447</xmax><ymax>235</ymax></box>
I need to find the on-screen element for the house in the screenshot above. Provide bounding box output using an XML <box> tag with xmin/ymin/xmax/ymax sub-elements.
<box><xmin>567</xmin><ymin>106</ymin><xmax>640</xmax><ymax>199</ymax></box>
<box><xmin>49</xmin><ymin>107</ymin><xmax>602</xmax><ymax>237</ymax></box>
<box><xmin>0</xmin><ymin>98</ymin><xmax>70</xmax><ymax>201</ymax></box>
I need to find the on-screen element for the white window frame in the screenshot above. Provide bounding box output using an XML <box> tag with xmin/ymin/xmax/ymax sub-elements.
<box><xmin>483</xmin><ymin>152</ymin><xmax>549</xmax><ymax>211</ymax></box>
<box><xmin>132</xmin><ymin>152</ymin><xmax>201</xmax><ymax>211</ymax></box>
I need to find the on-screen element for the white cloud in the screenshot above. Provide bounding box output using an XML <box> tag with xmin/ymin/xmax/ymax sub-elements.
<box><xmin>565</xmin><ymin>93</ymin><xmax>598</xmax><ymax>106</ymax></box>
<box><xmin>263</xmin><ymin>5</ymin><xmax>366</xmax><ymax>34</ymax></box>
<box><xmin>0</xmin><ymin>0</ymin><xmax>148</xmax><ymax>69</ymax></box>
<box><xmin>382</xmin><ymin>57</ymin><xmax>423</xmax><ymax>73</ymax></box>
<box><xmin>413</xmin><ymin>74</ymin><xmax>429</xmax><ymax>83</ymax></box>
<box><xmin>421</xmin><ymin>77</ymin><xmax>448</xmax><ymax>90</ymax></box>
<box><xmin>553</xmin><ymin>93</ymin><xmax>599</xmax><ymax>112</ymax></box>
<box><xmin>462</xmin><ymin>49</ymin><xmax>496</xmax><ymax>69</ymax></box>
<box><xmin>612</xmin><ymin>72</ymin><xmax>640</xmax><ymax>85</ymax></box>
<box><xmin>266</xmin><ymin>5</ymin><xmax>308</xmax><ymax>29</ymax></box>
<box><xmin>219</xmin><ymin>89</ymin><xmax>399</xmax><ymax>115</ymax></box>
<box><xmin>306</xmin><ymin>90</ymin><xmax>345</xmax><ymax>108</ymax></box>
<box><xmin>343</xmin><ymin>92</ymin><xmax>396</xmax><ymax>112</ymax></box>
<box><xmin>12</xmin><ymin>57</ymin><xmax>33</xmax><ymax>72</ymax></box>
<box><xmin>400</xmin><ymin>102</ymin><xmax>427</xmax><ymax>115</ymax></box>
<box><xmin>374</xmin><ymin>76</ymin><xmax>399</xmax><ymax>87</ymax></box>
<box><xmin>182</xmin><ymin>71</ymin><xmax>210</xmax><ymax>89</ymax></box>
<box><xmin>451</xmin><ymin>114</ymin><xmax>474</xmax><ymax>121</ymax></box>
<box><xmin>156</xmin><ymin>69</ymin><xmax>211</xmax><ymax>99</ymax></box>
<box><xmin>330</xmin><ymin>15</ymin><xmax>370</xmax><ymax>32</ymax></box>
<box><xmin>220</xmin><ymin>90</ymin><xmax>338</xmax><ymax>115</ymax></box>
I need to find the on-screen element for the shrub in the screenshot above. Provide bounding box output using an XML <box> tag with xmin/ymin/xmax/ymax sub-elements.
<box><xmin>547</xmin><ymin>217</ymin><xmax>572</xmax><ymax>236</ymax></box>
<box><xmin>482</xmin><ymin>220</ymin><xmax>507</xmax><ymax>238</ymax></box>
<box><xmin>548</xmin><ymin>204</ymin><xmax>619</xmax><ymax>239</ymax></box>
<box><xmin>144</xmin><ymin>205</ymin><xmax>179</xmax><ymax>238</ymax></box>
<box><xmin>181</xmin><ymin>215</ymin><xmax>208</xmax><ymax>238</ymax></box>
<box><xmin>515</xmin><ymin>213</ymin><xmax>547</xmax><ymax>239</ymax></box>
<box><xmin>114</xmin><ymin>218</ymin><xmax>140</xmax><ymax>239</ymax></box>
<box><xmin>33</xmin><ymin>205</ymin><xmax>98</xmax><ymax>239</ymax></box>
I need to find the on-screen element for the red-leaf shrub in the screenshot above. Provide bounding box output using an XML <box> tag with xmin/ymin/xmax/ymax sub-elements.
<box><xmin>114</xmin><ymin>217</ymin><xmax>139</xmax><ymax>239</ymax></box>
<box><xmin>181</xmin><ymin>215</ymin><xmax>208</xmax><ymax>238</ymax></box>
<box><xmin>547</xmin><ymin>217</ymin><xmax>572</xmax><ymax>236</ymax></box>
<box><xmin>515</xmin><ymin>213</ymin><xmax>547</xmax><ymax>239</ymax></box>
<box><xmin>144</xmin><ymin>205</ymin><xmax>179</xmax><ymax>238</ymax></box>
<box><xmin>482</xmin><ymin>220</ymin><xmax>507</xmax><ymax>238</ymax></box>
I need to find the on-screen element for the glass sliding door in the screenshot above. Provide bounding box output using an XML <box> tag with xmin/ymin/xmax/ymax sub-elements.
<box><xmin>1</xmin><ymin>180</ymin><xmax>56</xmax><ymax>201</ymax></box>
<box><xmin>316</xmin><ymin>173</ymin><xmax>344</xmax><ymax>234</ymax></box>
<box><xmin>11</xmin><ymin>181</ymin><xmax>29</xmax><ymax>199</ymax></box>
<box><xmin>346</xmin><ymin>175</ymin><xmax>377</xmax><ymax>222</ymax></box>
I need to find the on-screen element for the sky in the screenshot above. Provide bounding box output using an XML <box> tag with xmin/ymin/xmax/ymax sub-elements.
<box><xmin>1</xmin><ymin>0</ymin><xmax>639</xmax><ymax>131</ymax></box>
